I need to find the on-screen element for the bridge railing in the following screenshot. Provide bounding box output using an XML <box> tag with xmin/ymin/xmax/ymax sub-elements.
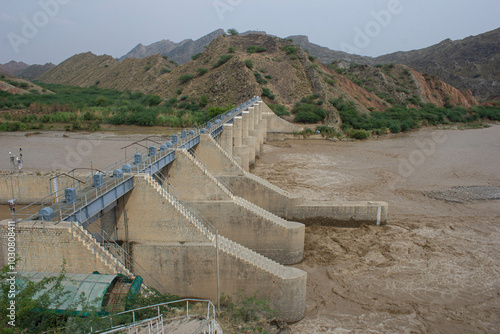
<box><xmin>16</xmin><ymin>96</ymin><xmax>261</xmax><ymax>224</ymax></box>
<box><xmin>93</xmin><ymin>299</ymin><xmax>216</xmax><ymax>334</ymax></box>
<box><xmin>153</xmin><ymin>170</ymin><xmax>216</xmax><ymax>236</ymax></box>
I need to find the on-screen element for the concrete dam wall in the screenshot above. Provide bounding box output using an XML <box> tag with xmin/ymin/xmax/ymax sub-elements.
<box><xmin>0</xmin><ymin>98</ymin><xmax>388</xmax><ymax>322</ymax></box>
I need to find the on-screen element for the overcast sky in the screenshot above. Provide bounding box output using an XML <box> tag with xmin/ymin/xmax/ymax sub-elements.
<box><xmin>1</xmin><ymin>0</ymin><xmax>499</xmax><ymax>65</ymax></box>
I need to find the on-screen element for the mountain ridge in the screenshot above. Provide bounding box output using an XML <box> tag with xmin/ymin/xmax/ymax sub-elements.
<box><xmin>38</xmin><ymin>33</ymin><xmax>478</xmax><ymax>127</ymax></box>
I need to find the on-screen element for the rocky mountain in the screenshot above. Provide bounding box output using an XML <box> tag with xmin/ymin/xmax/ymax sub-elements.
<box><xmin>38</xmin><ymin>34</ymin><xmax>477</xmax><ymax>126</ymax></box>
<box><xmin>0</xmin><ymin>61</ymin><xmax>55</xmax><ymax>79</ymax></box>
<box><xmin>289</xmin><ymin>28</ymin><xmax>500</xmax><ymax>100</ymax></box>
<box><xmin>120</xmin><ymin>29</ymin><xmax>227</xmax><ymax>65</ymax></box>
<box><xmin>19</xmin><ymin>63</ymin><xmax>56</xmax><ymax>79</ymax></box>
<box><xmin>0</xmin><ymin>72</ymin><xmax>51</xmax><ymax>95</ymax></box>
<box><xmin>38</xmin><ymin>52</ymin><xmax>177</xmax><ymax>93</ymax></box>
<box><xmin>373</xmin><ymin>28</ymin><xmax>500</xmax><ymax>100</ymax></box>
<box><xmin>0</xmin><ymin>61</ymin><xmax>30</xmax><ymax>76</ymax></box>
<box><xmin>287</xmin><ymin>35</ymin><xmax>372</xmax><ymax>66</ymax></box>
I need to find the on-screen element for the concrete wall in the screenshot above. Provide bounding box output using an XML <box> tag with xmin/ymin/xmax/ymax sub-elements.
<box><xmin>290</xmin><ymin>201</ymin><xmax>388</xmax><ymax>227</ymax></box>
<box><xmin>115</xmin><ymin>176</ymin><xmax>207</xmax><ymax>244</ymax></box>
<box><xmin>219</xmin><ymin>175</ymin><xmax>302</xmax><ymax>218</ymax></box>
<box><xmin>0</xmin><ymin>173</ymin><xmax>77</xmax><ymax>204</ymax></box>
<box><xmin>0</xmin><ymin>220</ymin><xmax>114</xmax><ymax>274</ymax></box>
<box><xmin>131</xmin><ymin>242</ymin><xmax>307</xmax><ymax>322</ymax></box>
<box><xmin>163</xmin><ymin>152</ymin><xmax>304</xmax><ymax>264</ymax></box>
<box><xmin>262</xmin><ymin>103</ymin><xmax>305</xmax><ymax>133</ymax></box>
<box><xmin>190</xmin><ymin>201</ymin><xmax>304</xmax><ymax>264</ymax></box>
<box><xmin>193</xmin><ymin>135</ymin><xmax>244</xmax><ymax>177</ymax></box>
<box><xmin>114</xmin><ymin>175</ymin><xmax>307</xmax><ymax>322</ymax></box>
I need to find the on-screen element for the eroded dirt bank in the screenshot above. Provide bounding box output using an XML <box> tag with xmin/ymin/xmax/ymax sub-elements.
<box><xmin>252</xmin><ymin>126</ymin><xmax>500</xmax><ymax>333</ymax></box>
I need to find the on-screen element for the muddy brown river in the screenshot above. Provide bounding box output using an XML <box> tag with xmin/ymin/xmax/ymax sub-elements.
<box><xmin>0</xmin><ymin>125</ymin><xmax>499</xmax><ymax>333</ymax></box>
<box><xmin>252</xmin><ymin>125</ymin><xmax>500</xmax><ymax>333</ymax></box>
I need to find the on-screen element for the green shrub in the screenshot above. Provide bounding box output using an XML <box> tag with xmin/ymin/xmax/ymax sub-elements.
<box><xmin>178</xmin><ymin>74</ymin><xmax>194</xmax><ymax>84</ymax></box>
<box><xmin>254</xmin><ymin>72</ymin><xmax>267</xmax><ymax>85</ymax></box>
<box><xmin>160</xmin><ymin>67</ymin><xmax>171</xmax><ymax>74</ymax></box>
<box><xmin>268</xmin><ymin>103</ymin><xmax>290</xmax><ymax>116</ymax></box>
<box><xmin>197</xmin><ymin>67</ymin><xmax>208</xmax><ymax>76</ymax></box>
<box><xmin>227</xmin><ymin>28</ymin><xmax>239</xmax><ymax>35</ymax></box>
<box><xmin>244</xmin><ymin>59</ymin><xmax>253</xmax><ymax>69</ymax></box>
<box><xmin>247</xmin><ymin>45</ymin><xmax>267</xmax><ymax>53</ymax></box>
<box><xmin>264</xmin><ymin>75</ymin><xmax>272</xmax><ymax>79</ymax></box>
<box><xmin>199</xmin><ymin>95</ymin><xmax>209</xmax><ymax>107</ymax></box>
<box><xmin>228</xmin><ymin>46</ymin><xmax>236</xmax><ymax>53</ymax></box>
<box><xmin>346</xmin><ymin>128</ymin><xmax>370</xmax><ymax>140</ymax></box>
<box><xmin>213</xmin><ymin>55</ymin><xmax>233</xmax><ymax>68</ymax></box>
<box><xmin>324</xmin><ymin>78</ymin><xmax>336</xmax><ymax>87</ymax></box>
<box><xmin>284</xmin><ymin>45</ymin><xmax>297</xmax><ymax>54</ymax></box>
<box><xmin>191</xmin><ymin>53</ymin><xmax>202</xmax><ymax>61</ymax></box>
<box><xmin>262</xmin><ymin>87</ymin><xmax>275</xmax><ymax>100</ymax></box>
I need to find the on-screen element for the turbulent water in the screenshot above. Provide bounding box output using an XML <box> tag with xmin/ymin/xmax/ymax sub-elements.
<box><xmin>252</xmin><ymin>125</ymin><xmax>500</xmax><ymax>333</ymax></box>
<box><xmin>1</xmin><ymin>126</ymin><xmax>499</xmax><ymax>333</ymax></box>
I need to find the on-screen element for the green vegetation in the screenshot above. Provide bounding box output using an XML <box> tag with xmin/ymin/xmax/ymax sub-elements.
<box><xmin>267</xmin><ymin>103</ymin><xmax>290</xmax><ymax>116</ymax></box>
<box><xmin>0</xmin><ymin>83</ymin><xmax>236</xmax><ymax>131</ymax></box>
<box><xmin>324</xmin><ymin>77</ymin><xmax>336</xmax><ymax>87</ymax></box>
<box><xmin>219</xmin><ymin>291</ymin><xmax>278</xmax><ymax>332</ymax></box>
<box><xmin>254</xmin><ymin>71</ymin><xmax>267</xmax><ymax>85</ymax></box>
<box><xmin>227</xmin><ymin>46</ymin><xmax>236</xmax><ymax>53</ymax></box>
<box><xmin>247</xmin><ymin>46</ymin><xmax>268</xmax><ymax>53</ymax></box>
<box><xmin>292</xmin><ymin>95</ymin><xmax>327</xmax><ymax>123</ymax></box>
<box><xmin>262</xmin><ymin>87</ymin><xmax>275</xmax><ymax>100</ymax></box>
<box><xmin>212</xmin><ymin>55</ymin><xmax>233</xmax><ymax>68</ymax></box>
<box><xmin>227</xmin><ymin>28</ymin><xmax>239</xmax><ymax>36</ymax></box>
<box><xmin>178</xmin><ymin>74</ymin><xmax>194</xmax><ymax>84</ymax></box>
<box><xmin>332</xmin><ymin>96</ymin><xmax>500</xmax><ymax>138</ymax></box>
<box><xmin>191</xmin><ymin>53</ymin><xmax>202</xmax><ymax>61</ymax></box>
<box><xmin>284</xmin><ymin>45</ymin><xmax>297</xmax><ymax>55</ymax></box>
<box><xmin>196</xmin><ymin>67</ymin><xmax>208</xmax><ymax>76</ymax></box>
<box><xmin>244</xmin><ymin>59</ymin><xmax>253</xmax><ymax>69</ymax></box>
<box><xmin>0</xmin><ymin>262</ymin><xmax>184</xmax><ymax>333</ymax></box>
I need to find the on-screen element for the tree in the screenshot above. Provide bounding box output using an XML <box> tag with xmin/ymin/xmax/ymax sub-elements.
<box><xmin>227</xmin><ymin>28</ymin><xmax>239</xmax><ymax>36</ymax></box>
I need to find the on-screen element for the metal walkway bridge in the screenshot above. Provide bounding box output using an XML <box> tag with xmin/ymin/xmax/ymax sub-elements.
<box><xmin>14</xmin><ymin>97</ymin><xmax>261</xmax><ymax>226</ymax></box>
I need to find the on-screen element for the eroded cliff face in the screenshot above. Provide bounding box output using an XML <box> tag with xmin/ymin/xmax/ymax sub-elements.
<box><xmin>344</xmin><ymin>64</ymin><xmax>478</xmax><ymax>110</ymax></box>
<box><xmin>411</xmin><ymin>70</ymin><xmax>478</xmax><ymax>108</ymax></box>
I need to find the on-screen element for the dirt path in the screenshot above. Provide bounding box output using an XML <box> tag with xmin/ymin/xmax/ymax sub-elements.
<box><xmin>252</xmin><ymin>126</ymin><xmax>500</xmax><ymax>333</ymax></box>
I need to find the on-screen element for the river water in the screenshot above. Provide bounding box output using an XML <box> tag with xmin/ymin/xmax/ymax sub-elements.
<box><xmin>252</xmin><ymin>125</ymin><xmax>500</xmax><ymax>333</ymax></box>
<box><xmin>1</xmin><ymin>125</ymin><xmax>499</xmax><ymax>333</ymax></box>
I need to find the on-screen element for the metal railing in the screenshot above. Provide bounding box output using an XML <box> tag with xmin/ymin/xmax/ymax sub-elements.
<box><xmin>15</xmin><ymin>97</ymin><xmax>262</xmax><ymax>225</ymax></box>
<box><xmin>95</xmin><ymin>227</ymin><xmax>168</xmax><ymax>294</ymax></box>
<box><xmin>99</xmin><ymin>314</ymin><xmax>164</xmax><ymax>334</ymax></box>
<box><xmin>94</xmin><ymin>299</ymin><xmax>216</xmax><ymax>334</ymax></box>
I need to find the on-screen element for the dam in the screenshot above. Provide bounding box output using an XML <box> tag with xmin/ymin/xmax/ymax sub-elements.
<box><xmin>0</xmin><ymin>97</ymin><xmax>387</xmax><ymax>322</ymax></box>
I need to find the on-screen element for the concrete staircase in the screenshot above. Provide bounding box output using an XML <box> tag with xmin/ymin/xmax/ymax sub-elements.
<box><xmin>180</xmin><ymin>149</ymin><xmax>292</xmax><ymax>229</ymax></box>
<box><xmin>144</xmin><ymin>174</ymin><xmax>289</xmax><ymax>278</ymax></box>
<box><xmin>211</xmin><ymin>124</ymin><xmax>291</xmax><ymax>198</ymax></box>
<box><xmin>210</xmin><ymin>135</ymin><xmax>247</xmax><ymax>175</ymax></box>
<box><xmin>70</xmin><ymin>222</ymin><xmax>134</xmax><ymax>276</ymax></box>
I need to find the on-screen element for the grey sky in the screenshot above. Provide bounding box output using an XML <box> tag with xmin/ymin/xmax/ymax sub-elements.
<box><xmin>1</xmin><ymin>0</ymin><xmax>499</xmax><ymax>65</ymax></box>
